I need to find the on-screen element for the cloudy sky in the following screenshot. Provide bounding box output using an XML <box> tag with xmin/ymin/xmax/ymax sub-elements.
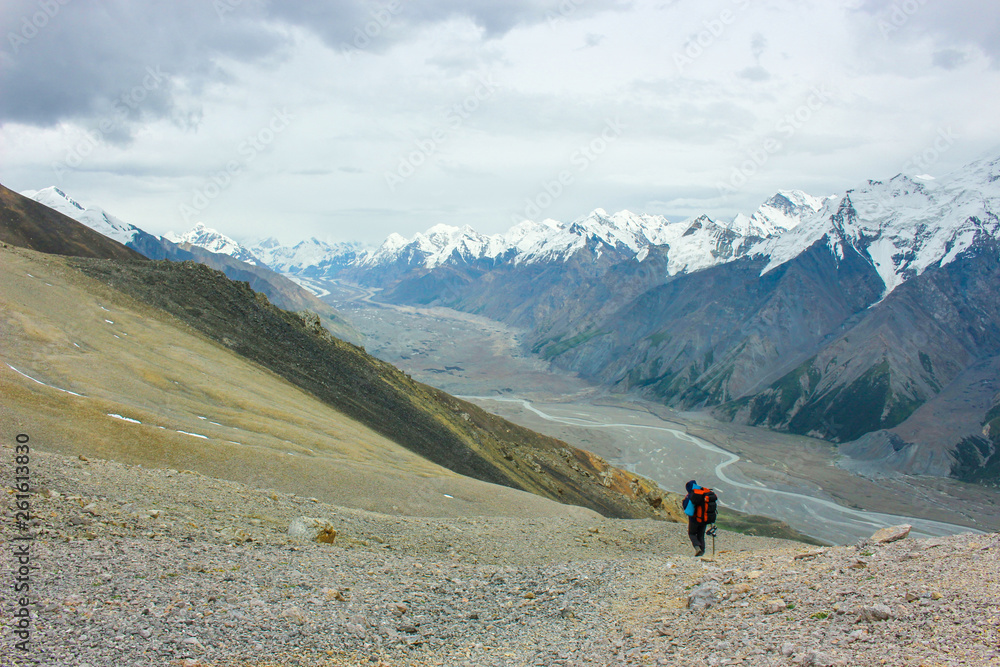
<box><xmin>1</xmin><ymin>0</ymin><xmax>998</xmax><ymax>246</ymax></box>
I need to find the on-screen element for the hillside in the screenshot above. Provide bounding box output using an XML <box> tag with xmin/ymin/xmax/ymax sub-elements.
<box><xmin>4</xmin><ymin>445</ymin><xmax>996</xmax><ymax>666</ymax></box>
<box><xmin>66</xmin><ymin>254</ymin><xmax>676</xmax><ymax>520</ymax></box>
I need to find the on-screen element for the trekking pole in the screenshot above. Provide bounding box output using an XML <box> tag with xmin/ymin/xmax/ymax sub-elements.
<box><xmin>707</xmin><ymin>524</ymin><xmax>717</xmax><ymax>559</ymax></box>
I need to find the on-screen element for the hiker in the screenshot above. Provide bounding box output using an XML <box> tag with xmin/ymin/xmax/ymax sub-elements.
<box><xmin>682</xmin><ymin>480</ymin><xmax>718</xmax><ymax>557</ymax></box>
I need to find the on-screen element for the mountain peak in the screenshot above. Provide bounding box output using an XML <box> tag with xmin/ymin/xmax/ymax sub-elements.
<box><xmin>425</xmin><ymin>223</ymin><xmax>463</xmax><ymax>237</ymax></box>
<box><xmin>757</xmin><ymin>156</ymin><xmax>1000</xmax><ymax>297</ymax></box>
<box><xmin>168</xmin><ymin>223</ymin><xmax>264</xmax><ymax>266</ymax></box>
<box><xmin>25</xmin><ymin>185</ymin><xmax>86</xmax><ymax>212</ymax></box>
<box><xmin>22</xmin><ymin>186</ymin><xmax>142</xmax><ymax>246</ymax></box>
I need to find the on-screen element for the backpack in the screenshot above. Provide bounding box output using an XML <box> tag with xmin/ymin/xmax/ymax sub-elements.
<box><xmin>692</xmin><ymin>487</ymin><xmax>718</xmax><ymax>524</ymax></box>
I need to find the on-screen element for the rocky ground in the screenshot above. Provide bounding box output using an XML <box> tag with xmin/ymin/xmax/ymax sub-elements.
<box><xmin>3</xmin><ymin>447</ymin><xmax>998</xmax><ymax>667</ymax></box>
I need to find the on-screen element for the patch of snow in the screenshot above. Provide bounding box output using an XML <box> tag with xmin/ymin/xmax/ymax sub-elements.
<box><xmin>107</xmin><ymin>414</ymin><xmax>142</xmax><ymax>424</ymax></box>
<box><xmin>6</xmin><ymin>363</ymin><xmax>84</xmax><ymax>396</ymax></box>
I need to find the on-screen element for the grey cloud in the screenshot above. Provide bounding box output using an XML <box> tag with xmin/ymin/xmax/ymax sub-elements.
<box><xmin>384</xmin><ymin>0</ymin><xmax>633</xmax><ymax>37</ymax></box>
<box><xmin>751</xmin><ymin>32</ymin><xmax>767</xmax><ymax>62</ymax></box>
<box><xmin>856</xmin><ymin>0</ymin><xmax>1000</xmax><ymax>65</ymax></box>
<box><xmin>0</xmin><ymin>1</ymin><xmax>289</xmax><ymax>136</ymax></box>
<box><xmin>932</xmin><ymin>48</ymin><xmax>970</xmax><ymax>70</ymax></box>
<box><xmin>737</xmin><ymin>66</ymin><xmax>770</xmax><ymax>82</ymax></box>
<box><xmin>266</xmin><ymin>0</ymin><xmax>632</xmax><ymax>51</ymax></box>
<box><xmin>0</xmin><ymin>0</ymin><xmax>634</xmax><ymax>138</ymax></box>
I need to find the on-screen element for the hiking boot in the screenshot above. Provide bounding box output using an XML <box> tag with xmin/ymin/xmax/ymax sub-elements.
<box><xmin>694</xmin><ymin>549</ymin><xmax>705</xmax><ymax>557</ymax></box>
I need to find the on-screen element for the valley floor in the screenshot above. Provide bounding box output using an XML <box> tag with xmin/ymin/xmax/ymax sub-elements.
<box><xmin>3</xmin><ymin>446</ymin><xmax>998</xmax><ymax>667</ymax></box>
<box><xmin>316</xmin><ymin>280</ymin><xmax>1000</xmax><ymax>543</ymax></box>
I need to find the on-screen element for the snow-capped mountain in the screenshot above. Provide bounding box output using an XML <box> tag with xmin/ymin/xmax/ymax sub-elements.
<box><xmin>347</xmin><ymin>153</ymin><xmax>1000</xmax><ymax>485</ymax></box>
<box><xmin>162</xmin><ymin>188</ymin><xmax>827</xmax><ymax>284</ymax></box>
<box><xmin>248</xmin><ymin>237</ymin><xmax>354</xmax><ymax>273</ymax></box>
<box><xmin>754</xmin><ymin>156</ymin><xmax>1000</xmax><ymax>298</ymax></box>
<box><xmin>22</xmin><ymin>187</ymin><xmax>147</xmax><ymax>246</ymax></box>
<box><xmin>247</xmin><ymin>237</ymin><xmax>361</xmax><ymax>275</ymax></box>
<box><xmin>356</xmin><ymin>224</ymin><xmax>508</xmax><ymax>270</ymax></box>
<box><xmin>730</xmin><ymin>190</ymin><xmax>835</xmax><ymax>238</ymax></box>
<box><xmin>166</xmin><ymin>223</ymin><xmax>264</xmax><ymax>267</ymax></box>
<box><xmin>354</xmin><ymin>197</ymin><xmax>823</xmax><ymax>279</ymax></box>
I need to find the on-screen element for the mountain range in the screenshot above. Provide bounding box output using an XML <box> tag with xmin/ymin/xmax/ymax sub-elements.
<box><xmin>20</xmin><ymin>154</ymin><xmax>1000</xmax><ymax>487</ymax></box>
<box><xmin>243</xmin><ymin>189</ymin><xmax>829</xmax><ymax>281</ymax></box>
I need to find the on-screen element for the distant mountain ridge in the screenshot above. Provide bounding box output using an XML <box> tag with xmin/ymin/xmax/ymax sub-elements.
<box><xmin>231</xmin><ymin>190</ymin><xmax>831</xmax><ymax>280</ymax></box>
<box><xmin>1</xmin><ymin>184</ymin><xmax>145</xmax><ymax>261</ymax></box>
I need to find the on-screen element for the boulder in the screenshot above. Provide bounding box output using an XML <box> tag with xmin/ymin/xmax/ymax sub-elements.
<box><xmin>870</xmin><ymin>524</ymin><xmax>911</xmax><ymax>544</ymax></box>
<box><xmin>288</xmin><ymin>517</ymin><xmax>338</xmax><ymax>544</ymax></box>
<box><xmin>857</xmin><ymin>604</ymin><xmax>893</xmax><ymax>623</ymax></box>
<box><xmin>731</xmin><ymin>583</ymin><xmax>752</xmax><ymax>595</ymax></box>
<box><xmin>687</xmin><ymin>581</ymin><xmax>726</xmax><ymax>611</ymax></box>
<box><xmin>280</xmin><ymin>606</ymin><xmax>308</xmax><ymax>625</ymax></box>
<box><xmin>763</xmin><ymin>598</ymin><xmax>787</xmax><ymax>615</ymax></box>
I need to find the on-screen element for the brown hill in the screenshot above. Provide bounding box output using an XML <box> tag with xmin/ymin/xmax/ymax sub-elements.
<box><xmin>0</xmin><ymin>182</ymin><xmax>144</xmax><ymax>261</ymax></box>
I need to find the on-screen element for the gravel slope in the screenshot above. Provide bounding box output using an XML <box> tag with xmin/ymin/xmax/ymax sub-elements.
<box><xmin>4</xmin><ymin>447</ymin><xmax>998</xmax><ymax>667</ymax></box>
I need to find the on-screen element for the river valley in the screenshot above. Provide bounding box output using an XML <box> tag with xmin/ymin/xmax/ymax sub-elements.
<box><xmin>305</xmin><ymin>277</ymin><xmax>1000</xmax><ymax>544</ymax></box>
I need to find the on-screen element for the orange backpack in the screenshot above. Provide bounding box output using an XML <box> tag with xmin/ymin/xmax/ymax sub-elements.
<box><xmin>692</xmin><ymin>487</ymin><xmax>718</xmax><ymax>523</ymax></box>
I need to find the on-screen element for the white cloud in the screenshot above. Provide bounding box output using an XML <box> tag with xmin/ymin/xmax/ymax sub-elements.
<box><xmin>0</xmin><ymin>0</ymin><xmax>998</xmax><ymax>245</ymax></box>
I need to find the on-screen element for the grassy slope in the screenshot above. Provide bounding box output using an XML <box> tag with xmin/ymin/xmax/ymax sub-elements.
<box><xmin>70</xmin><ymin>257</ymin><xmax>679</xmax><ymax>521</ymax></box>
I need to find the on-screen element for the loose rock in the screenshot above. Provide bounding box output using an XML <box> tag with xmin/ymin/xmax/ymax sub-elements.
<box><xmin>288</xmin><ymin>516</ymin><xmax>338</xmax><ymax>544</ymax></box>
<box><xmin>871</xmin><ymin>524</ymin><xmax>912</xmax><ymax>544</ymax></box>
